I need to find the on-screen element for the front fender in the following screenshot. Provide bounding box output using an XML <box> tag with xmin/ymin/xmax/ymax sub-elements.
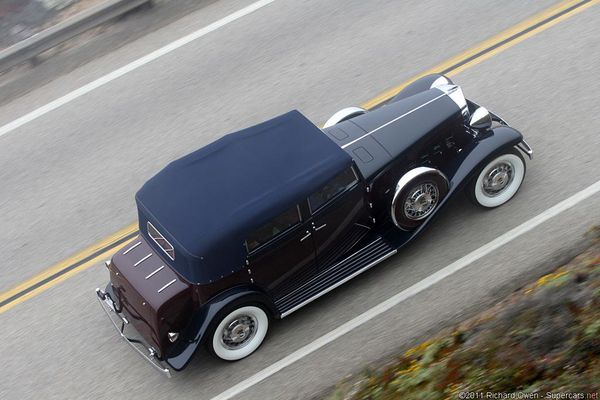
<box><xmin>165</xmin><ymin>287</ymin><xmax>275</xmax><ymax>371</ymax></box>
<box><xmin>393</xmin><ymin>125</ymin><xmax>525</xmax><ymax>243</ymax></box>
<box><xmin>391</xmin><ymin>73</ymin><xmax>453</xmax><ymax>103</ymax></box>
<box><xmin>447</xmin><ymin>125</ymin><xmax>524</xmax><ymax>191</ymax></box>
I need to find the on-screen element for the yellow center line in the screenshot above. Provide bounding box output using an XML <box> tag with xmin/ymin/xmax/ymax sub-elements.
<box><xmin>0</xmin><ymin>223</ymin><xmax>137</xmax><ymax>307</ymax></box>
<box><xmin>1</xmin><ymin>0</ymin><xmax>597</xmax><ymax>314</ymax></box>
<box><xmin>361</xmin><ymin>0</ymin><xmax>597</xmax><ymax>109</ymax></box>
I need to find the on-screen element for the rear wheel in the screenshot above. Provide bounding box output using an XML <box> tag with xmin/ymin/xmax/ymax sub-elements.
<box><xmin>208</xmin><ymin>304</ymin><xmax>269</xmax><ymax>361</ymax></box>
<box><xmin>466</xmin><ymin>148</ymin><xmax>526</xmax><ymax>208</ymax></box>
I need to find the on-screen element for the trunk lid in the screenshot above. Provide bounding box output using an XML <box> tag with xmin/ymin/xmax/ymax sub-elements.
<box><xmin>108</xmin><ymin>236</ymin><xmax>193</xmax><ymax>355</ymax></box>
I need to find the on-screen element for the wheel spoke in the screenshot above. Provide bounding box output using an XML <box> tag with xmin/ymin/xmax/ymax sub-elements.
<box><xmin>403</xmin><ymin>182</ymin><xmax>439</xmax><ymax>220</ymax></box>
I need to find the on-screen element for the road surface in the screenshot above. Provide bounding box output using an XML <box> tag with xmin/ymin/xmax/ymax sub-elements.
<box><xmin>1</xmin><ymin>0</ymin><xmax>599</xmax><ymax>399</ymax></box>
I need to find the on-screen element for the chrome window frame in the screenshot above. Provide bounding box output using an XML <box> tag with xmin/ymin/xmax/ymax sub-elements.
<box><xmin>147</xmin><ymin>221</ymin><xmax>175</xmax><ymax>261</ymax></box>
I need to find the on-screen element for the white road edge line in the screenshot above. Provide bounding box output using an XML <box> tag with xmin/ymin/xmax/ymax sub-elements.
<box><xmin>0</xmin><ymin>0</ymin><xmax>277</xmax><ymax>139</ymax></box>
<box><xmin>211</xmin><ymin>179</ymin><xmax>600</xmax><ymax>400</ymax></box>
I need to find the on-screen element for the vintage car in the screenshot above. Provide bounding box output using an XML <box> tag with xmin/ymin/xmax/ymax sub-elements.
<box><xmin>96</xmin><ymin>74</ymin><xmax>532</xmax><ymax>376</ymax></box>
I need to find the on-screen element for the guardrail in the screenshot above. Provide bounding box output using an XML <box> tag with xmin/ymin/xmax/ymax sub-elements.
<box><xmin>0</xmin><ymin>0</ymin><xmax>152</xmax><ymax>74</ymax></box>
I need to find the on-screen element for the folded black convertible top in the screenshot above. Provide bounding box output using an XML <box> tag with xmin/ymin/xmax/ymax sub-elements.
<box><xmin>136</xmin><ymin>110</ymin><xmax>351</xmax><ymax>283</ymax></box>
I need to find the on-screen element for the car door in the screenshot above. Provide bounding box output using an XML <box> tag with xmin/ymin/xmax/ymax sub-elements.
<box><xmin>308</xmin><ymin>165</ymin><xmax>370</xmax><ymax>269</ymax></box>
<box><xmin>245</xmin><ymin>205</ymin><xmax>317</xmax><ymax>297</ymax></box>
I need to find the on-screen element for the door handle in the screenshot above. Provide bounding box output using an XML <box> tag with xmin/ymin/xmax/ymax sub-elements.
<box><xmin>314</xmin><ymin>223</ymin><xmax>327</xmax><ymax>232</ymax></box>
<box><xmin>300</xmin><ymin>231</ymin><xmax>312</xmax><ymax>242</ymax></box>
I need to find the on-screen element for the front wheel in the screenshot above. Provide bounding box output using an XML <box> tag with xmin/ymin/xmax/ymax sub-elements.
<box><xmin>466</xmin><ymin>148</ymin><xmax>526</xmax><ymax>208</ymax></box>
<box><xmin>208</xmin><ymin>304</ymin><xmax>269</xmax><ymax>361</ymax></box>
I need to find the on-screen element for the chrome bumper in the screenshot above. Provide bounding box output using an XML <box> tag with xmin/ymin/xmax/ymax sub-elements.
<box><xmin>517</xmin><ymin>139</ymin><xmax>533</xmax><ymax>160</ymax></box>
<box><xmin>468</xmin><ymin>99</ymin><xmax>533</xmax><ymax>160</ymax></box>
<box><xmin>95</xmin><ymin>287</ymin><xmax>171</xmax><ymax>378</ymax></box>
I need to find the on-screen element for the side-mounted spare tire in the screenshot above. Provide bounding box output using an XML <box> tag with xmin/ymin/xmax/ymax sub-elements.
<box><xmin>391</xmin><ymin>74</ymin><xmax>453</xmax><ymax>103</ymax></box>
<box><xmin>391</xmin><ymin>167</ymin><xmax>449</xmax><ymax>230</ymax></box>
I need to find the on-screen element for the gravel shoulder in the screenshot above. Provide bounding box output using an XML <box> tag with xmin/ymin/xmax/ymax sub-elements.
<box><xmin>325</xmin><ymin>228</ymin><xmax>600</xmax><ymax>400</ymax></box>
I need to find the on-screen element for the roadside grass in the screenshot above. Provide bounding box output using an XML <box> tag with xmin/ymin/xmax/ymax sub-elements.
<box><xmin>326</xmin><ymin>228</ymin><xmax>600</xmax><ymax>400</ymax></box>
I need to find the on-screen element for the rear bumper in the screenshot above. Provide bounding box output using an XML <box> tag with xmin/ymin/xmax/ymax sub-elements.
<box><xmin>95</xmin><ymin>285</ymin><xmax>172</xmax><ymax>378</ymax></box>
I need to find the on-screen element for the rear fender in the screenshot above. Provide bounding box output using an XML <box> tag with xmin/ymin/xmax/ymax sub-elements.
<box><xmin>165</xmin><ymin>286</ymin><xmax>275</xmax><ymax>371</ymax></box>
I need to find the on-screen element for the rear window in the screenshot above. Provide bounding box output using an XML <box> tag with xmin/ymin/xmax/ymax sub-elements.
<box><xmin>147</xmin><ymin>222</ymin><xmax>175</xmax><ymax>260</ymax></box>
<box><xmin>246</xmin><ymin>206</ymin><xmax>301</xmax><ymax>252</ymax></box>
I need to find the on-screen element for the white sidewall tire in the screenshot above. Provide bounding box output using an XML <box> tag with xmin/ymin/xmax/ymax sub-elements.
<box><xmin>392</xmin><ymin>172</ymin><xmax>448</xmax><ymax>230</ymax></box>
<box><xmin>211</xmin><ymin>305</ymin><xmax>269</xmax><ymax>361</ymax></box>
<box><xmin>473</xmin><ymin>152</ymin><xmax>525</xmax><ymax>208</ymax></box>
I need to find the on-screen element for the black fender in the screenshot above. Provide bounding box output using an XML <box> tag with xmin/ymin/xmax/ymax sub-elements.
<box><xmin>165</xmin><ymin>286</ymin><xmax>276</xmax><ymax>371</ymax></box>
<box><xmin>446</xmin><ymin>125</ymin><xmax>525</xmax><ymax>192</ymax></box>
<box><xmin>429</xmin><ymin>125</ymin><xmax>524</xmax><ymax>219</ymax></box>
<box><xmin>386</xmin><ymin>125</ymin><xmax>524</xmax><ymax>247</ymax></box>
<box><xmin>391</xmin><ymin>73</ymin><xmax>453</xmax><ymax>103</ymax></box>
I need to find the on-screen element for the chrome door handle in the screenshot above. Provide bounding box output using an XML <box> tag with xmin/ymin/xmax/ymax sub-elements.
<box><xmin>300</xmin><ymin>231</ymin><xmax>312</xmax><ymax>242</ymax></box>
<box><xmin>314</xmin><ymin>223</ymin><xmax>327</xmax><ymax>231</ymax></box>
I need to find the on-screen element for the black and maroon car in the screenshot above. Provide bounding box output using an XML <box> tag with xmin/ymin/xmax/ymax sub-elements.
<box><xmin>96</xmin><ymin>74</ymin><xmax>532</xmax><ymax>376</ymax></box>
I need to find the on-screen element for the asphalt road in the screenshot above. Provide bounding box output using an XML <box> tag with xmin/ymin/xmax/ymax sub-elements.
<box><xmin>2</xmin><ymin>0</ymin><xmax>600</xmax><ymax>399</ymax></box>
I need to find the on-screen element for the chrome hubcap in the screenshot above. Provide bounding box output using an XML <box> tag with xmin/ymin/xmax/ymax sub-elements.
<box><xmin>404</xmin><ymin>183</ymin><xmax>439</xmax><ymax>220</ymax></box>
<box><xmin>482</xmin><ymin>162</ymin><xmax>514</xmax><ymax>196</ymax></box>
<box><xmin>221</xmin><ymin>315</ymin><xmax>257</xmax><ymax>349</ymax></box>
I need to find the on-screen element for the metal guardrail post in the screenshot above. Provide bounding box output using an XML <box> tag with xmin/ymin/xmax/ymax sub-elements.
<box><xmin>0</xmin><ymin>0</ymin><xmax>152</xmax><ymax>74</ymax></box>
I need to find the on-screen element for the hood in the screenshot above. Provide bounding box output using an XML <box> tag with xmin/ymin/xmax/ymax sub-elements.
<box><xmin>323</xmin><ymin>88</ymin><xmax>464</xmax><ymax>179</ymax></box>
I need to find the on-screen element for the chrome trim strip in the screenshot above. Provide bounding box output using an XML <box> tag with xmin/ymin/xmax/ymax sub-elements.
<box><xmin>390</xmin><ymin>167</ymin><xmax>449</xmax><ymax>229</ymax></box>
<box><xmin>314</xmin><ymin>223</ymin><xmax>327</xmax><ymax>232</ymax></box>
<box><xmin>341</xmin><ymin>92</ymin><xmax>447</xmax><ymax>149</ymax></box>
<box><xmin>437</xmin><ymin>84</ymin><xmax>468</xmax><ymax>118</ymax></box>
<box><xmin>95</xmin><ymin>289</ymin><xmax>171</xmax><ymax>378</ymax></box>
<box><xmin>489</xmin><ymin>111</ymin><xmax>508</xmax><ymax>126</ymax></box>
<box><xmin>300</xmin><ymin>231</ymin><xmax>312</xmax><ymax>242</ymax></box>
<box><xmin>157</xmin><ymin>279</ymin><xmax>176</xmax><ymax>293</ymax></box>
<box><xmin>145</xmin><ymin>266</ymin><xmax>164</xmax><ymax>280</ymax></box>
<box><xmin>280</xmin><ymin>250</ymin><xmax>397</xmax><ymax>318</ymax></box>
<box><xmin>133</xmin><ymin>253</ymin><xmax>152</xmax><ymax>267</ymax></box>
<box><xmin>122</xmin><ymin>241</ymin><xmax>141</xmax><ymax>255</ymax></box>
<box><xmin>517</xmin><ymin>139</ymin><xmax>533</xmax><ymax>160</ymax></box>
<box><xmin>354</xmin><ymin>223</ymin><xmax>371</xmax><ymax>230</ymax></box>
<box><xmin>277</xmin><ymin>237</ymin><xmax>383</xmax><ymax>304</ymax></box>
<box><xmin>147</xmin><ymin>221</ymin><xmax>175</xmax><ymax>261</ymax></box>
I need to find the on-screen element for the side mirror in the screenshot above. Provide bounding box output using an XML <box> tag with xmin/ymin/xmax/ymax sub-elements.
<box><xmin>469</xmin><ymin>107</ymin><xmax>492</xmax><ymax>130</ymax></box>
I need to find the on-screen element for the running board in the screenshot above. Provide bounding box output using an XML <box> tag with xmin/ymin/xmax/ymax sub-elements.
<box><xmin>276</xmin><ymin>237</ymin><xmax>397</xmax><ymax>318</ymax></box>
